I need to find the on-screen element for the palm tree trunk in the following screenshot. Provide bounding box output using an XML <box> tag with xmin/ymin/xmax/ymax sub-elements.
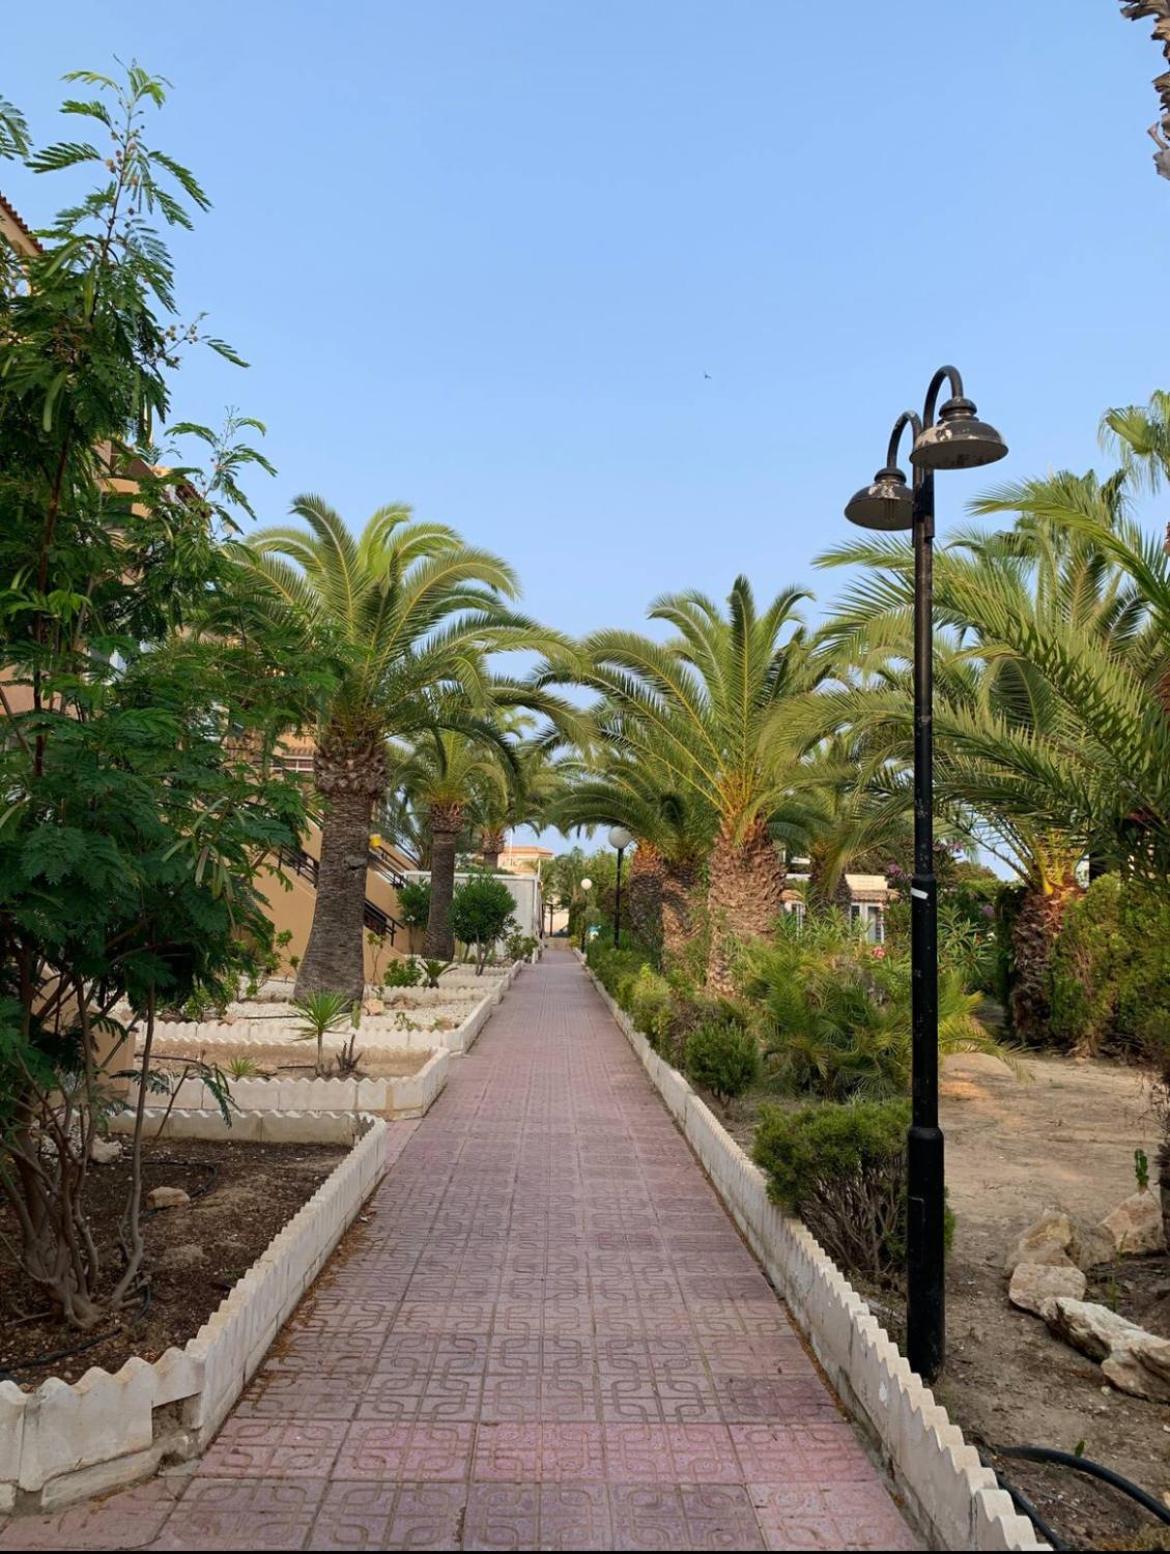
<box><xmin>661</xmin><ymin>856</ymin><xmax>700</xmax><ymax>965</ymax></box>
<box><xmin>1008</xmin><ymin>875</ymin><xmax>1080</xmax><ymax>1044</ymax></box>
<box><xmin>295</xmin><ymin>730</ymin><xmax>385</xmax><ymax>1001</ymax></box>
<box><xmin>296</xmin><ymin>785</ymin><xmax>375</xmax><ymax>1000</ymax></box>
<box><xmin>424</xmin><ymin>805</ymin><xmax>463</xmax><ymax>959</ymax></box>
<box><xmin>628</xmin><ymin>842</ymin><xmax>665</xmax><ymax>954</ymax></box>
<box><xmin>481</xmin><ymin>827</ymin><xmax>506</xmax><ymax>872</ymax></box>
<box><xmin>706</xmin><ymin>816</ymin><xmax>785</xmax><ymax>994</ymax></box>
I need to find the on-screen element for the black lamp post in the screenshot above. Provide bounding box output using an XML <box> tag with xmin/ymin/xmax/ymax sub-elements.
<box><xmin>609</xmin><ymin>826</ymin><xmax>633</xmax><ymax>947</ymax></box>
<box><xmin>844</xmin><ymin>365</ymin><xmax>1007</xmax><ymax>1382</ymax></box>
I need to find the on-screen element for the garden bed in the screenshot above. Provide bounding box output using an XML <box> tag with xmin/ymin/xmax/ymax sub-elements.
<box><xmin>711</xmin><ymin>1048</ymin><xmax>1170</xmax><ymax>1551</ymax></box>
<box><xmin>0</xmin><ymin>1138</ymin><xmax>347</xmax><ymax>1388</ymax></box>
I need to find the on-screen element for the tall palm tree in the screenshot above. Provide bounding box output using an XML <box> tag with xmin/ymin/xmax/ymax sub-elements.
<box><xmin>394</xmin><ymin>724</ymin><xmax>516</xmax><ymax>960</ymax></box>
<box><xmin>562</xmin><ymin>579</ymin><xmax>825</xmax><ymax>991</ymax></box>
<box><xmin>240</xmin><ymin>496</ymin><xmax>553</xmax><ymax>997</ymax></box>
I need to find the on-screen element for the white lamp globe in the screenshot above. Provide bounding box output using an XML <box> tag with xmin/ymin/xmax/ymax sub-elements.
<box><xmin>608</xmin><ymin>825</ymin><xmax>634</xmax><ymax>851</ymax></box>
<box><xmin>580</xmin><ymin>877</ymin><xmax>593</xmax><ymax>891</ymax></box>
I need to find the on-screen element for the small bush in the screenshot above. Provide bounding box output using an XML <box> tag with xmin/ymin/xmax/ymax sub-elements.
<box><xmin>684</xmin><ymin>1019</ymin><xmax>760</xmax><ymax>1104</ymax></box>
<box><xmin>753</xmin><ymin>1099</ymin><xmax>910</xmax><ymax>1286</ymax></box>
<box><xmin>384</xmin><ymin>958</ymin><xmax>422</xmax><ymax>988</ymax></box>
<box><xmin>629</xmin><ymin>965</ymin><xmax>674</xmax><ymax>1051</ymax></box>
<box><xmin>450</xmin><ymin>873</ymin><xmax>516</xmax><ymax>973</ymax></box>
<box><xmin>397</xmin><ymin>881</ymin><xmax>431</xmax><ymax>932</ymax></box>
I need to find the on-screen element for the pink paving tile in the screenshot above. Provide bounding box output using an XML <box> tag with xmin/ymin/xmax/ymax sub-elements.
<box><xmin>8</xmin><ymin>956</ymin><xmax>918</xmax><ymax>1552</ymax></box>
<box><xmin>0</xmin><ymin>1479</ymin><xmax>180</xmax><ymax>1550</ymax></box>
<box><xmin>309</xmin><ymin>1482</ymin><xmax>398</xmax><ymax>1550</ymax></box>
<box><xmin>153</xmin><ymin>1478</ymin><xmax>325</xmax><ymax>1549</ymax></box>
<box><xmin>538</xmin><ymin>1483</ymin><xmax>612</xmax><ymax>1550</ymax></box>
<box><xmin>472</xmin><ymin>1424</ymin><xmax>542</xmax><ymax>1481</ymax></box>
<box><xmin>197</xmin><ymin>1418</ymin><xmax>348</xmax><ymax>1478</ymax></box>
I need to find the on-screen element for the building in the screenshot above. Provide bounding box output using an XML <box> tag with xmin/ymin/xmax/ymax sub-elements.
<box><xmin>782</xmin><ymin>872</ymin><xmax>891</xmax><ymax>942</ymax></box>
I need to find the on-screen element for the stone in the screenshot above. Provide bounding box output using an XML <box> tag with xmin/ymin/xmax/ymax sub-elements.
<box><xmin>88</xmin><ymin>1136</ymin><xmax>121</xmax><ymax>1165</ymax></box>
<box><xmin>158</xmin><ymin>1243</ymin><xmax>206</xmax><ymax>1271</ymax></box>
<box><xmin>1046</xmin><ymin>1298</ymin><xmax>1146</xmax><ymax>1361</ymax></box>
<box><xmin>1101</xmin><ymin>1333</ymin><xmax>1170</xmax><ymax>1403</ymax></box>
<box><xmin>1008</xmin><ymin>1261</ymin><xmax>1086</xmax><ymax>1317</ymax></box>
<box><xmin>1002</xmin><ymin>1208</ymin><xmax>1074</xmax><ymax>1276</ymax></box>
<box><xmin>363</xmin><ymin>997</ymin><xmax>384</xmax><ymax>1016</ymax></box>
<box><xmin>1069</xmin><ymin>1217</ymin><xmax>1117</xmax><ymax>1273</ymax></box>
<box><xmin>1102</xmin><ymin>1188</ymin><xmax>1165</xmax><ymax>1256</ymax></box>
<box><xmin>147</xmin><ymin>1186</ymin><xmax>191</xmax><ymax>1210</ymax></box>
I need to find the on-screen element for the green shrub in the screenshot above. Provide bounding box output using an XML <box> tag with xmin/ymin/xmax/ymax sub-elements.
<box><xmin>741</xmin><ymin>912</ymin><xmax>1011</xmax><ymax>1102</ymax></box>
<box><xmin>629</xmin><ymin>965</ymin><xmax>674</xmax><ymax>1051</ymax></box>
<box><xmin>450</xmin><ymin>873</ymin><xmax>516</xmax><ymax>973</ymax></box>
<box><xmin>397</xmin><ymin>881</ymin><xmax>431</xmax><ymax>932</ymax></box>
<box><xmin>753</xmin><ymin>1100</ymin><xmax>910</xmax><ymax>1285</ymax></box>
<box><xmin>684</xmin><ymin>1019</ymin><xmax>760</xmax><ymax>1103</ymax></box>
<box><xmin>1047</xmin><ymin>875</ymin><xmax>1170</xmax><ymax>1057</ymax></box>
<box><xmin>384</xmin><ymin>958</ymin><xmax>422</xmax><ymax>989</ymax></box>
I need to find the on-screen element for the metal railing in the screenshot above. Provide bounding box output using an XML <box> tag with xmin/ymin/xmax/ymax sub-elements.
<box><xmin>277</xmin><ymin>846</ymin><xmax>404</xmax><ymax>944</ymax></box>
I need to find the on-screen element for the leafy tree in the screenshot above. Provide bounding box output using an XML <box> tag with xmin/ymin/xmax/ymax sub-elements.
<box><xmin>450</xmin><ymin>872</ymin><xmax>516</xmax><ymax>974</ymax></box>
<box><xmin>0</xmin><ymin>67</ymin><xmax>307</xmax><ymax>1327</ymax></box>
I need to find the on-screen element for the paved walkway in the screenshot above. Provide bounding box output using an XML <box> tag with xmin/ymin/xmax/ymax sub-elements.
<box><xmin>2</xmin><ymin>953</ymin><xmax>917</xmax><ymax>1551</ymax></box>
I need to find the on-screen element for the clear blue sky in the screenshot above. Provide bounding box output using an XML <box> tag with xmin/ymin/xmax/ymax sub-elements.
<box><xmin>5</xmin><ymin>2</ymin><xmax>1168</xmax><ymax>856</ymax></box>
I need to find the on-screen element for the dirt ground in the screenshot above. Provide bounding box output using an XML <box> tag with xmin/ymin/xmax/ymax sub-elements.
<box><xmin>936</xmin><ymin>1053</ymin><xmax>1170</xmax><ymax>1551</ymax></box>
<box><xmin>0</xmin><ymin>1138</ymin><xmax>346</xmax><ymax>1388</ymax></box>
<box><xmin>717</xmin><ymin>1052</ymin><xmax>1170</xmax><ymax>1547</ymax></box>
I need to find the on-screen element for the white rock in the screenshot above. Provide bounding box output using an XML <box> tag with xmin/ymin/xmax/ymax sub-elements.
<box><xmin>1046</xmin><ymin>1298</ymin><xmax>1146</xmax><ymax>1361</ymax></box>
<box><xmin>1008</xmin><ymin>1261</ymin><xmax>1086</xmax><ymax>1317</ymax></box>
<box><xmin>1003</xmin><ymin>1208</ymin><xmax>1074</xmax><ymax>1276</ymax></box>
<box><xmin>1102</xmin><ymin>1188</ymin><xmax>1165</xmax><ymax>1256</ymax></box>
<box><xmin>1101</xmin><ymin>1333</ymin><xmax>1170</xmax><ymax>1403</ymax></box>
<box><xmin>147</xmin><ymin>1186</ymin><xmax>191</xmax><ymax>1210</ymax></box>
<box><xmin>1069</xmin><ymin>1217</ymin><xmax>1117</xmax><ymax>1272</ymax></box>
<box><xmin>88</xmin><ymin>1137</ymin><xmax>121</xmax><ymax>1165</ymax></box>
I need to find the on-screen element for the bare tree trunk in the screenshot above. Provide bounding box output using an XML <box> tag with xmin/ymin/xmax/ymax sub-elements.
<box><xmin>424</xmin><ymin>809</ymin><xmax>462</xmax><ymax>959</ymax></box>
<box><xmin>706</xmin><ymin>817</ymin><xmax>786</xmax><ymax>995</ymax></box>
<box><xmin>296</xmin><ymin>785</ymin><xmax>374</xmax><ymax>1000</ymax></box>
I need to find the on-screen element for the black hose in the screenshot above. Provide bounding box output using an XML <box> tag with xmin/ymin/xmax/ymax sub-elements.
<box><xmin>978</xmin><ymin>1451</ymin><xmax>1069</xmax><ymax>1550</ymax></box>
<box><xmin>998</xmin><ymin>1444</ymin><xmax>1170</xmax><ymax>1529</ymax></box>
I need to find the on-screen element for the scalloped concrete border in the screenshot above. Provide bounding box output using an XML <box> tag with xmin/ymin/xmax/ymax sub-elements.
<box><xmin>0</xmin><ymin>1111</ymin><xmax>390</xmax><ymax>1514</ymax></box>
<box><xmin>125</xmin><ymin>1045</ymin><xmax>449</xmax><ymax>1120</ymax></box>
<box><xmin>582</xmin><ymin>957</ymin><xmax>1048</xmax><ymax>1553</ymax></box>
<box><xmin>149</xmin><ymin>960</ymin><xmax>522</xmax><ymax>1057</ymax></box>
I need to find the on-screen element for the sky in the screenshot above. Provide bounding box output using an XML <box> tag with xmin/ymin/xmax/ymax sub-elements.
<box><xmin>5</xmin><ymin>1</ymin><xmax>1169</xmax><ymax>858</ymax></box>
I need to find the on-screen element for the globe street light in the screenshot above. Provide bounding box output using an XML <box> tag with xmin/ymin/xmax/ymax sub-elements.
<box><xmin>579</xmin><ymin>877</ymin><xmax>593</xmax><ymax>951</ymax></box>
<box><xmin>608</xmin><ymin>826</ymin><xmax>634</xmax><ymax>947</ymax></box>
<box><xmin>845</xmin><ymin>366</ymin><xmax>1007</xmax><ymax>1383</ymax></box>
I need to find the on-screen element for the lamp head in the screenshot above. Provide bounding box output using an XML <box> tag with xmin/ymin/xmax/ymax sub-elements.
<box><xmin>608</xmin><ymin>825</ymin><xmax>634</xmax><ymax>851</ymax></box>
<box><xmin>911</xmin><ymin>396</ymin><xmax>1008</xmax><ymax>471</ymax></box>
<box><xmin>844</xmin><ymin>466</ymin><xmax>914</xmax><ymax>531</ymax></box>
<box><xmin>580</xmin><ymin>877</ymin><xmax>593</xmax><ymax>891</ymax></box>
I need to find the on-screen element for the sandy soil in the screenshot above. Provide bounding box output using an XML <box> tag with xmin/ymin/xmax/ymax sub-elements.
<box><xmin>936</xmin><ymin>1053</ymin><xmax>1169</xmax><ymax>1550</ymax></box>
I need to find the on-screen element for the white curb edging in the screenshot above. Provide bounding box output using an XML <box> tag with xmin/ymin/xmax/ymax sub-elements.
<box><xmin>582</xmin><ymin>957</ymin><xmax>1048</xmax><ymax>1554</ymax></box>
<box><xmin>0</xmin><ymin>1112</ymin><xmax>391</xmax><ymax>1514</ymax></box>
<box><xmin>125</xmin><ymin>1046</ymin><xmax>450</xmax><ymax>1120</ymax></box>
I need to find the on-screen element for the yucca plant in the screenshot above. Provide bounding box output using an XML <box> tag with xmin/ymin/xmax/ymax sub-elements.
<box><xmin>291</xmin><ymin>990</ymin><xmax>352</xmax><ymax>1076</ymax></box>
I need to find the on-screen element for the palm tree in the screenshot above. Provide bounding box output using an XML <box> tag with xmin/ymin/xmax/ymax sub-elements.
<box><xmin>552</xmin><ymin>738</ymin><xmax>714</xmax><ymax>962</ymax></box>
<box><xmin>565</xmin><ymin>579</ymin><xmax>825</xmax><ymax>992</ymax></box>
<box><xmin>816</xmin><ymin>473</ymin><xmax>1170</xmax><ymax>1039</ymax></box>
<box><xmin>394</xmin><ymin>725</ymin><xmax>516</xmax><ymax>960</ymax></box>
<box><xmin>240</xmin><ymin>496</ymin><xmax>554</xmax><ymax>998</ymax></box>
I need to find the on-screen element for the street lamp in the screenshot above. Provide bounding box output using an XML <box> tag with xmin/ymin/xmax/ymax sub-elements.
<box><xmin>608</xmin><ymin>826</ymin><xmax>633</xmax><ymax>947</ymax></box>
<box><xmin>844</xmin><ymin>366</ymin><xmax>1007</xmax><ymax>1383</ymax></box>
<box><xmin>579</xmin><ymin>877</ymin><xmax>593</xmax><ymax>952</ymax></box>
